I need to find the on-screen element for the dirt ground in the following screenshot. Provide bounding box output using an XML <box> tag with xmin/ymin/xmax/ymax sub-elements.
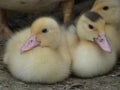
<box><xmin>0</xmin><ymin>1</ymin><xmax>120</xmax><ymax>90</ymax></box>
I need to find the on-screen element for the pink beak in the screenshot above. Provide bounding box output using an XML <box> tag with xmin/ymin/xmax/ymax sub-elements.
<box><xmin>94</xmin><ymin>33</ymin><xmax>112</xmax><ymax>53</ymax></box>
<box><xmin>21</xmin><ymin>35</ymin><xmax>40</xmax><ymax>53</ymax></box>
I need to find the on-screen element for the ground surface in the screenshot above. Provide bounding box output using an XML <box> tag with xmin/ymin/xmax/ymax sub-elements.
<box><xmin>0</xmin><ymin>1</ymin><xmax>120</xmax><ymax>89</ymax></box>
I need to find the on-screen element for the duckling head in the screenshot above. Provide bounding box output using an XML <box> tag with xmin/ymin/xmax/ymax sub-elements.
<box><xmin>91</xmin><ymin>0</ymin><xmax>120</xmax><ymax>26</ymax></box>
<box><xmin>77</xmin><ymin>11</ymin><xmax>112</xmax><ymax>53</ymax></box>
<box><xmin>21</xmin><ymin>17</ymin><xmax>61</xmax><ymax>53</ymax></box>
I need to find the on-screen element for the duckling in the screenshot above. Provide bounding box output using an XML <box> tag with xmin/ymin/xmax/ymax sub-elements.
<box><xmin>91</xmin><ymin>0</ymin><xmax>120</xmax><ymax>55</ymax></box>
<box><xmin>71</xmin><ymin>12</ymin><xmax>117</xmax><ymax>78</ymax></box>
<box><xmin>4</xmin><ymin>17</ymin><xmax>71</xmax><ymax>83</ymax></box>
<box><xmin>91</xmin><ymin>0</ymin><xmax>120</xmax><ymax>27</ymax></box>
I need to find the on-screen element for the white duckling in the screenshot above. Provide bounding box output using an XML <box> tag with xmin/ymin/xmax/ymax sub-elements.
<box><xmin>72</xmin><ymin>12</ymin><xmax>117</xmax><ymax>78</ymax></box>
<box><xmin>4</xmin><ymin>17</ymin><xmax>71</xmax><ymax>83</ymax></box>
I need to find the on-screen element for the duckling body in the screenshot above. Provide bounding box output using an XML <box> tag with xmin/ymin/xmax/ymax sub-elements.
<box><xmin>72</xmin><ymin>12</ymin><xmax>117</xmax><ymax>78</ymax></box>
<box><xmin>4</xmin><ymin>17</ymin><xmax>71</xmax><ymax>83</ymax></box>
<box><xmin>73</xmin><ymin>40</ymin><xmax>116</xmax><ymax>77</ymax></box>
<box><xmin>105</xmin><ymin>25</ymin><xmax>120</xmax><ymax>53</ymax></box>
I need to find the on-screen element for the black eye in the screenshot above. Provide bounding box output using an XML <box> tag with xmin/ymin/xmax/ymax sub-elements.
<box><xmin>88</xmin><ymin>24</ymin><xmax>94</xmax><ymax>29</ymax></box>
<box><xmin>42</xmin><ymin>28</ymin><xmax>48</xmax><ymax>33</ymax></box>
<box><xmin>103</xmin><ymin>6</ymin><xmax>109</xmax><ymax>11</ymax></box>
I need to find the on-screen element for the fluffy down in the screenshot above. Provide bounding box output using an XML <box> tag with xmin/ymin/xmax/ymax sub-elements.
<box><xmin>4</xmin><ymin>17</ymin><xmax>71</xmax><ymax>83</ymax></box>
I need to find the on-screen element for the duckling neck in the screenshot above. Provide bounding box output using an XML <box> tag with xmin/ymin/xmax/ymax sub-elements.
<box><xmin>79</xmin><ymin>39</ymin><xmax>101</xmax><ymax>51</ymax></box>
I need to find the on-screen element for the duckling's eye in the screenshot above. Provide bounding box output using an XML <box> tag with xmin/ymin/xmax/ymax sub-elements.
<box><xmin>42</xmin><ymin>28</ymin><xmax>48</xmax><ymax>33</ymax></box>
<box><xmin>88</xmin><ymin>24</ymin><xmax>94</xmax><ymax>30</ymax></box>
<box><xmin>103</xmin><ymin>6</ymin><xmax>109</xmax><ymax>11</ymax></box>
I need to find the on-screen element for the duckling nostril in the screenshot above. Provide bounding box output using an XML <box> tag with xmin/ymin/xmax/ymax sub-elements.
<box><xmin>100</xmin><ymin>39</ymin><xmax>104</xmax><ymax>42</ymax></box>
<box><xmin>30</xmin><ymin>40</ymin><xmax>33</xmax><ymax>43</ymax></box>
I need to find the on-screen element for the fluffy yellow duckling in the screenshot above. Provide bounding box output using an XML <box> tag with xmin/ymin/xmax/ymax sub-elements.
<box><xmin>4</xmin><ymin>17</ymin><xmax>71</xmax><ymax>83</ymax></box>
<box><xmin>72</xmin><ymin>12</ymin><xmax>117</xmax><ymax>78</ymax></box>
<box><xmin>91</xmin><ymin>0</ymin><xmax>120</xmax><ymax>27</ymax></box>
<box><xmin>91</xmin><ymin>0</ymin><xmax>120</xmax><ymax>55</ymax></box>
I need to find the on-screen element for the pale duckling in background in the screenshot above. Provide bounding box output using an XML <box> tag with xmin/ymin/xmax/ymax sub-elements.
<box><xmin>72</xmin><ymin>12</ymin><xmax>117</xmax><ymax>78</ymax></box>
<box><xmin>91</xmin><ymin>0</ymin><xmax>120</xmax><ymax>27</ymax></box>
<box><xmin>4</xmin><ymin>17</ymin><xmax>71</xmax><ymax>83</ymax></box>
<box><xmin>91</xmin><ymin>0</ymin><xmax>120</xmax><ymax>55</ymax></box>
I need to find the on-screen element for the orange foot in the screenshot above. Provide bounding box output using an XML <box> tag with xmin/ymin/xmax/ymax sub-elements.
<box><xmin>0</xmin><ymin>24</ymin><xmax>13</xmax><ymax>41</ymax></box>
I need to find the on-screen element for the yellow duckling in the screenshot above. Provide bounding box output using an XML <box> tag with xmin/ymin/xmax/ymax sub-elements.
<box><xmin>91</xmin><ymin>0</ymin><xmax>120</xmax><ymax>56</ymax></box>
<box><xmin>4</xmin><ymin>17</ymin><xmax>71</xmax><ymax>83</ymax></box>
<box><xmin>71</xmin><ymin>12</ymin><xmax>117</xmax><ymax>78</ymax></box>
<box><xmin>91</xmin><ymin>0</ymin><xmax>120</xmax><ymax>27</ymax></box>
